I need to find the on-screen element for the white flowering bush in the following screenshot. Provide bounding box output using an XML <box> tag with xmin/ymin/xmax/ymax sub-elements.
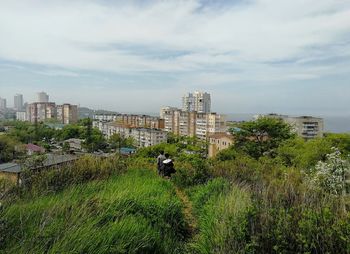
<box><xmin>310</xmin><ymin>148</ymin><xmax>349</xmax><ymax>195</ymax></box>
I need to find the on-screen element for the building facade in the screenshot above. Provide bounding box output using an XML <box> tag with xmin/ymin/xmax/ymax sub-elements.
<box><xmin>256</xmin><ymin>114</ymin><xmax>324</xmax><ymax>140</ymax></box>
<box><xmin>57</xmin><ymin>104</ymin><xmax>78</xmax><ymax>124</ymax></box>
<box><xmin>0</xmin><ymin>97</ymin><xmax>7</xmax><ymax>111</ymax></box>
<box><xmin>16</xmin><ymin>111</ymin><xmax>27</xmax><ymax>121</ymax></box>
<box><xmin>14</xmin><ymin>94</ymin><xmax>23</xmax><ymax>111</ymax></box>
<box><xmin>37</xmin><ymin>92</ymin><xmax>49</xmax><ymax>103</ymax></box>
<box><xmin>182</xmin><ymin>91</ymin><xmax>211</xmax><ymax>113</ymax></box>
<box><xmin>93</xmin><ymin>113</ymin><xmax>164</xmax><ymax>132</ymax></box>
<box><xmin>162</xmin><ymin>108</ymin><xmax>226</xmax><ymax>140</ymax></box>
<box><xmin>208</xmin><ymin>133</ymin><xmax>234</xmax><ymax>158</ymax></box>
<box><xmin>104</xmin><ymin>122</ymin><xmax>167</xmax><ymax>147</ymax></box>
<box><xmin>285</xmin><ymin>116</ymin><xmax>324</xmax><ymax>140</ymax></box>
<box><xmin>27</xmin><ymin>102</ymin><xmax>56</xmax><ymax>123</ymax></box>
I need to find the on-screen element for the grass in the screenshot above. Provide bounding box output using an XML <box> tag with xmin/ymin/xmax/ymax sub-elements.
<box><xmin>186</xmin><ymin>178</ymin><xmax>253</xmax><ymax>254</ymax></box>
<box><xmin>0</xmin><ymin>169</ymin><xmax>188</xmax><ymax>254</ymax></box>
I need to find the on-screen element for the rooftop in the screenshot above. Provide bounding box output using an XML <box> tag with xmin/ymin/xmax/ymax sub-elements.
<box><xmin>0</xmin><ymin>162</ymin><xmax>21</xmax><ymax>173</ymax></box>
<box><xmin>209</xmin><ymin>132</ymin><xmax>234</xmax><ymax>140</ymax></box>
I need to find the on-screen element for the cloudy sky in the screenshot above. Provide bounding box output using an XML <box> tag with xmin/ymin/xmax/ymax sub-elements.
<box><xmin>0</xmin><ymin>0</ymin><xmax>349</xmax><ymax>115</ymax></box>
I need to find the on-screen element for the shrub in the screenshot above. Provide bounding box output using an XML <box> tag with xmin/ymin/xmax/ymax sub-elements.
<box><xmin>172</xmin><ymin>158</ymin><xmax>211</xmax><ymax>188</ymax></box>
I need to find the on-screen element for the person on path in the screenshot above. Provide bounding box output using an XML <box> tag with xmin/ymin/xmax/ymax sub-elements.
<box><xmin>157</xmin><ymin>151</ymin><xmax>166</xmax><ymax>176</ymax></box>
<box><xmin>162</xmin><ymin>153</ymin><xmax>176</xmax><ymax>178</ymax></box>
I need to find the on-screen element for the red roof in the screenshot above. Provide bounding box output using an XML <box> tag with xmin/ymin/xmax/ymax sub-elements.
<box><xmin>26</xmin><ymin>143</ymin><xmax>45</xmax><ymax>152</ymax></box>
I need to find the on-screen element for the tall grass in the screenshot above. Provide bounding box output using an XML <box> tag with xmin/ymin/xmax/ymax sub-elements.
<box><xmin>186</xmin><ymin>178</ymin><xmax>253</xmax><ymax>254</ymax></box>
<box><xmin>0</xmin><ymin>169</ymin><xmax>188</xmax><ymax>254</ymax></box>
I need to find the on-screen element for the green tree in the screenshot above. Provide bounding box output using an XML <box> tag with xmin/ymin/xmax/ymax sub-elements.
<box><xmin>0</xmin><ymin>135</ymin><xmax>23</xmax><ymax>163</ymax></box>
<box><xmin>232</xmin><ymin>117</ymin><xmax>294</xmax><ymax>159</ymax></box>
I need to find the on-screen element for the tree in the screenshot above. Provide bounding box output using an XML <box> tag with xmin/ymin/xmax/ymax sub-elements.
<box><xmin>0</xmin><ymin>136</ymin><xmax>23</xmax><ymax>163</ymax></box>
<box><xmin>109</xmin><ymin>133</ymin><xmax>122</xmax><ymax>150</ymax></box>
<box><xmin>232</xmin><ymin>117</ymin><xmax>294</xmax><ymax>159</ymax></box>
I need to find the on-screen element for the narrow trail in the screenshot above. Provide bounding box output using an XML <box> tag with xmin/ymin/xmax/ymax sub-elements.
<box><xmin>174</xmin><ymin>187</ymin><xmax>198</xmax><ymax>236</ymax></box>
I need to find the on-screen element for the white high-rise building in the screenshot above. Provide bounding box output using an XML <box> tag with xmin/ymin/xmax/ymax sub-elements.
<box><xmin>182</xmin><ymin>93</ymin><xmax>195</xmax><ymax>112</ymax></box>
<box><xmin>37</xmin><ymin>92</ymin><xmax>49</xmax><ymax>103</ymax></box>
<box><xmin>0</xmin><ymin>97</ymin><xmax>7</xmax><ymax>111</ymax></box>
<box><xmin>182</xmin><ymin>91</ymin><xmax>211</xmax><ymax>113</ymax></box>
<box><xmin>14</xmin><ymin>94</ymin><xmax>23</xmax><ymax>111</ymax></box>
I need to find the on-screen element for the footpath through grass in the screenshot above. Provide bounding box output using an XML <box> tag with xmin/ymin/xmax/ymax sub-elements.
<box><xmin>0</xmin><ymin>169</ymin><xmax>189</xmax><ymax>254</ymax></box>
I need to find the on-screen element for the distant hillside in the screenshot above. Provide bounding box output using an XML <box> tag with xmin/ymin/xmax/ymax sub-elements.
<box><xmin>78</xmin><ymin>107</ymin><xmax>119</xmax><ymax>119</ymax></box>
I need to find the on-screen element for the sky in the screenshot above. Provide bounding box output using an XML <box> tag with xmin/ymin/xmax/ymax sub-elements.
<box><xmin>0</xmin><ymin>0</ymin><xmax>349</xmax><ymax>116</ymax></box>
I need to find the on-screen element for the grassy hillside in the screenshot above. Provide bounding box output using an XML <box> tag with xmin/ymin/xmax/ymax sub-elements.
<box><xmin>1</xmin><ymin>169</ymin><xmax>188</xmax><ymax>254</ymax></box>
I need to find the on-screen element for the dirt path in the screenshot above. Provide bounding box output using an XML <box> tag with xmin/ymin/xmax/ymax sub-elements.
<box><xmin>175</xmin><ymin>187</ymin><xmax>198</xmax><ymax>236</ymax></box>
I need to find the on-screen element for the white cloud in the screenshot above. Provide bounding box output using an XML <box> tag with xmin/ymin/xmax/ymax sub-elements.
<box><xmin>1</xmin><ymin>0</ymin><xmax>350</xmax><ymax>117</ymax></box>
<box><xmin>0</xmin><ymin>0</ymin><xmax>349</xmax><ymax>79</ymax></box>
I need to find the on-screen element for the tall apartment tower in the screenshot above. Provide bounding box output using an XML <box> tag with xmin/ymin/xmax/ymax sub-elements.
<box><xmin>27</xmin><ymin>102</ymin><xmax>56</xmax><ymax>123</ymax></box>
<box><xmin>182</xmin><ymin>91</ymin><xmax>211</xmax><ymax>113</ymax></box>
<box><xmin>57</xmin><ymin>104</ymin><xmax>78</xmax><ymax>124</ymax></box>
<box><xmin>14</xmin><ymin>94</ymin><xmax>23</xmax><ymax>111</ymax></box>
<box><xmin>37</xmin><ymin>92</ymin><xmax>49</xmax><ymax>103</ymax></box>
<box><xmin>0</xmin><ymin>98</ymin><xmax>6</xmax><ymax>111</ymax></box>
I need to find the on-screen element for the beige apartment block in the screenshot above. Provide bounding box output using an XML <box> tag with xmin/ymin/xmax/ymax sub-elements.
<box><xmin>162</xmin><ymin>108</ymin><xmax>226</xmax><ymax>140</ymax></box>
<box><xmin>27</xmin><ymin>102</ymin><xmax>56</xmax><ymax>123</ymax></box>
<box><xmin>208</xmin><ymin>133</ymin><xmax>234</xmax><ymax>158</ymax></box>
<box><xmin>57</xmin><ymin>104</ymin><xmax>78</xmax><ymax>124</ymax></box>
<box><xmin>93</xmin><ymin>113</ymin><xmax>164</xmax><ymax>130</ymax></box>
<box><xmin>105</xmin><ymin>122</ymin><xmax>167</xmax><ymax>147</ymax></box>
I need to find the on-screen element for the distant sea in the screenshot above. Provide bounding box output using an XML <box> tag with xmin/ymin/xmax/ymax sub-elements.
<box><xmin>226</xmin><ymin>114</ymin><xmax>350</xmax><ymax>134</ymax></box>
<box><xmin>129</xmin><ymin>112</ymin><xmax>350</xmax><ymax>134</ymax></box>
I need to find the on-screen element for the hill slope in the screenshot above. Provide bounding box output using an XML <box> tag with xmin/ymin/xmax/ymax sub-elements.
<box><xmin>1</xmin><ymin>169</ymin><xmax>188</xmax><ymax>254</ymax></box>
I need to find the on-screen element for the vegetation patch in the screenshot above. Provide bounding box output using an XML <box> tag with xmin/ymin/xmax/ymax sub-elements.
<box><xmin>0</xmin><ymin>169</ymin><xmax>188</xmax><ymax>254</ymax></box>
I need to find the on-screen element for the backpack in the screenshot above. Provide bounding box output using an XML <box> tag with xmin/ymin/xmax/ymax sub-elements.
<box><xmin>163</xmin><ymin>159</ymin><xmax>175</xmax><ymax>176</ymax></box>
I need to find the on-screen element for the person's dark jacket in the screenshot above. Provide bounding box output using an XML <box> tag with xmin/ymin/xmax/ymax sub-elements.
<box><xmin>162</xmin><ymin>159</ymin><xmax>175</xmax><ymax>177</ymax></box>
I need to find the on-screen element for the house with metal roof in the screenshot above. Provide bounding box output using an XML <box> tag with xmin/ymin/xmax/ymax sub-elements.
<box><xmin>0</xmin><ymin>162</ymin><xmax>22</xmax><ymax>185</ymax></box>
<box><xmin>0</xmin><ymin>154</ymin><xmax>79</xmax><ymax>186</ymax></box>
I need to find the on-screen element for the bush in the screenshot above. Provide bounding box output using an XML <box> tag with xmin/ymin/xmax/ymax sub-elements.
<box><xmin>172</xmin><ymin>158</ymin><xmax>211</xmax><ymax>188</ymax></box>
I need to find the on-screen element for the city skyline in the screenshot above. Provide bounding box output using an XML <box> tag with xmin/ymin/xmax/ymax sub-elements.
<box><xmin>0</xmin><ymin>1</ymin><xmax>350</xmax><ymax>116</ymax></box>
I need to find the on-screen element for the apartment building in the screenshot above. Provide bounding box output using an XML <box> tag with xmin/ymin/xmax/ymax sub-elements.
<box><xmin>256</xmin><ymin>114</ymin><xmax>324</xmax><ymax>140</ymax></box>
<box><xmin>161</xmin><ymin>107</ymin><xmax>179</xmax><ymax>132</ymax></box>
<box><xmin>14</xmin><ymin>94</ymin><xmax>23</xmax><ymax>111</ymax></box>
<box><xmin>285</xmin><ymin>116</ymin><xmax>324</xmax><ymax>140</ymax></box>
<box><xmin>104</xmin><ymin>122</ymin><xmax>167</xmax><ymax>147</ymax></box>
<box><xmin>0</xmin><ymin>98</ymin><xmax>7</xmax><ymax>111</ymax></box>
<box><xmin>93</xmin><ymin>113</ymin><xmax>164</xmax><ymax>130</ymax></box>
<box><xmin>27</xmin><ymin>102</ymin><xmax>56</xmax><ymax>123</ymax></box>
<box><xmin>57</xmin><ymin>104</ymin><xmax>78</xmax><ymax>124</ymax></box>
<box><xmin>16</xmin><ymin>111</ymin><xmax>27</xmax><ymax>121</ymax></box>
<box><xmin>195</xmin><ymin>112</ymin><xmax>226</xmax><ymax>140</ymax></box>
<box><xmin>162</xmin><ymin>108</ymin><xmax>226</xmax><ymax>140</ymax></box>
<box><xmin>37</xmin><ymin>92</ymin><xmax>49</xmax><ymax>103</ymax></box>
<box><xmin>182</xmin><ymin>91</ymin><xmax>211</xmax><ymax>113</ymax></box>
<box><xmin>208</xmin><ymin>133</ymin><xmax>234</xmax><ymax>158</ymax></box>
<box><xmin>116</xmin><ymin>114</ymin><xmax>164</xmax><ymax>129</ymax></box>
